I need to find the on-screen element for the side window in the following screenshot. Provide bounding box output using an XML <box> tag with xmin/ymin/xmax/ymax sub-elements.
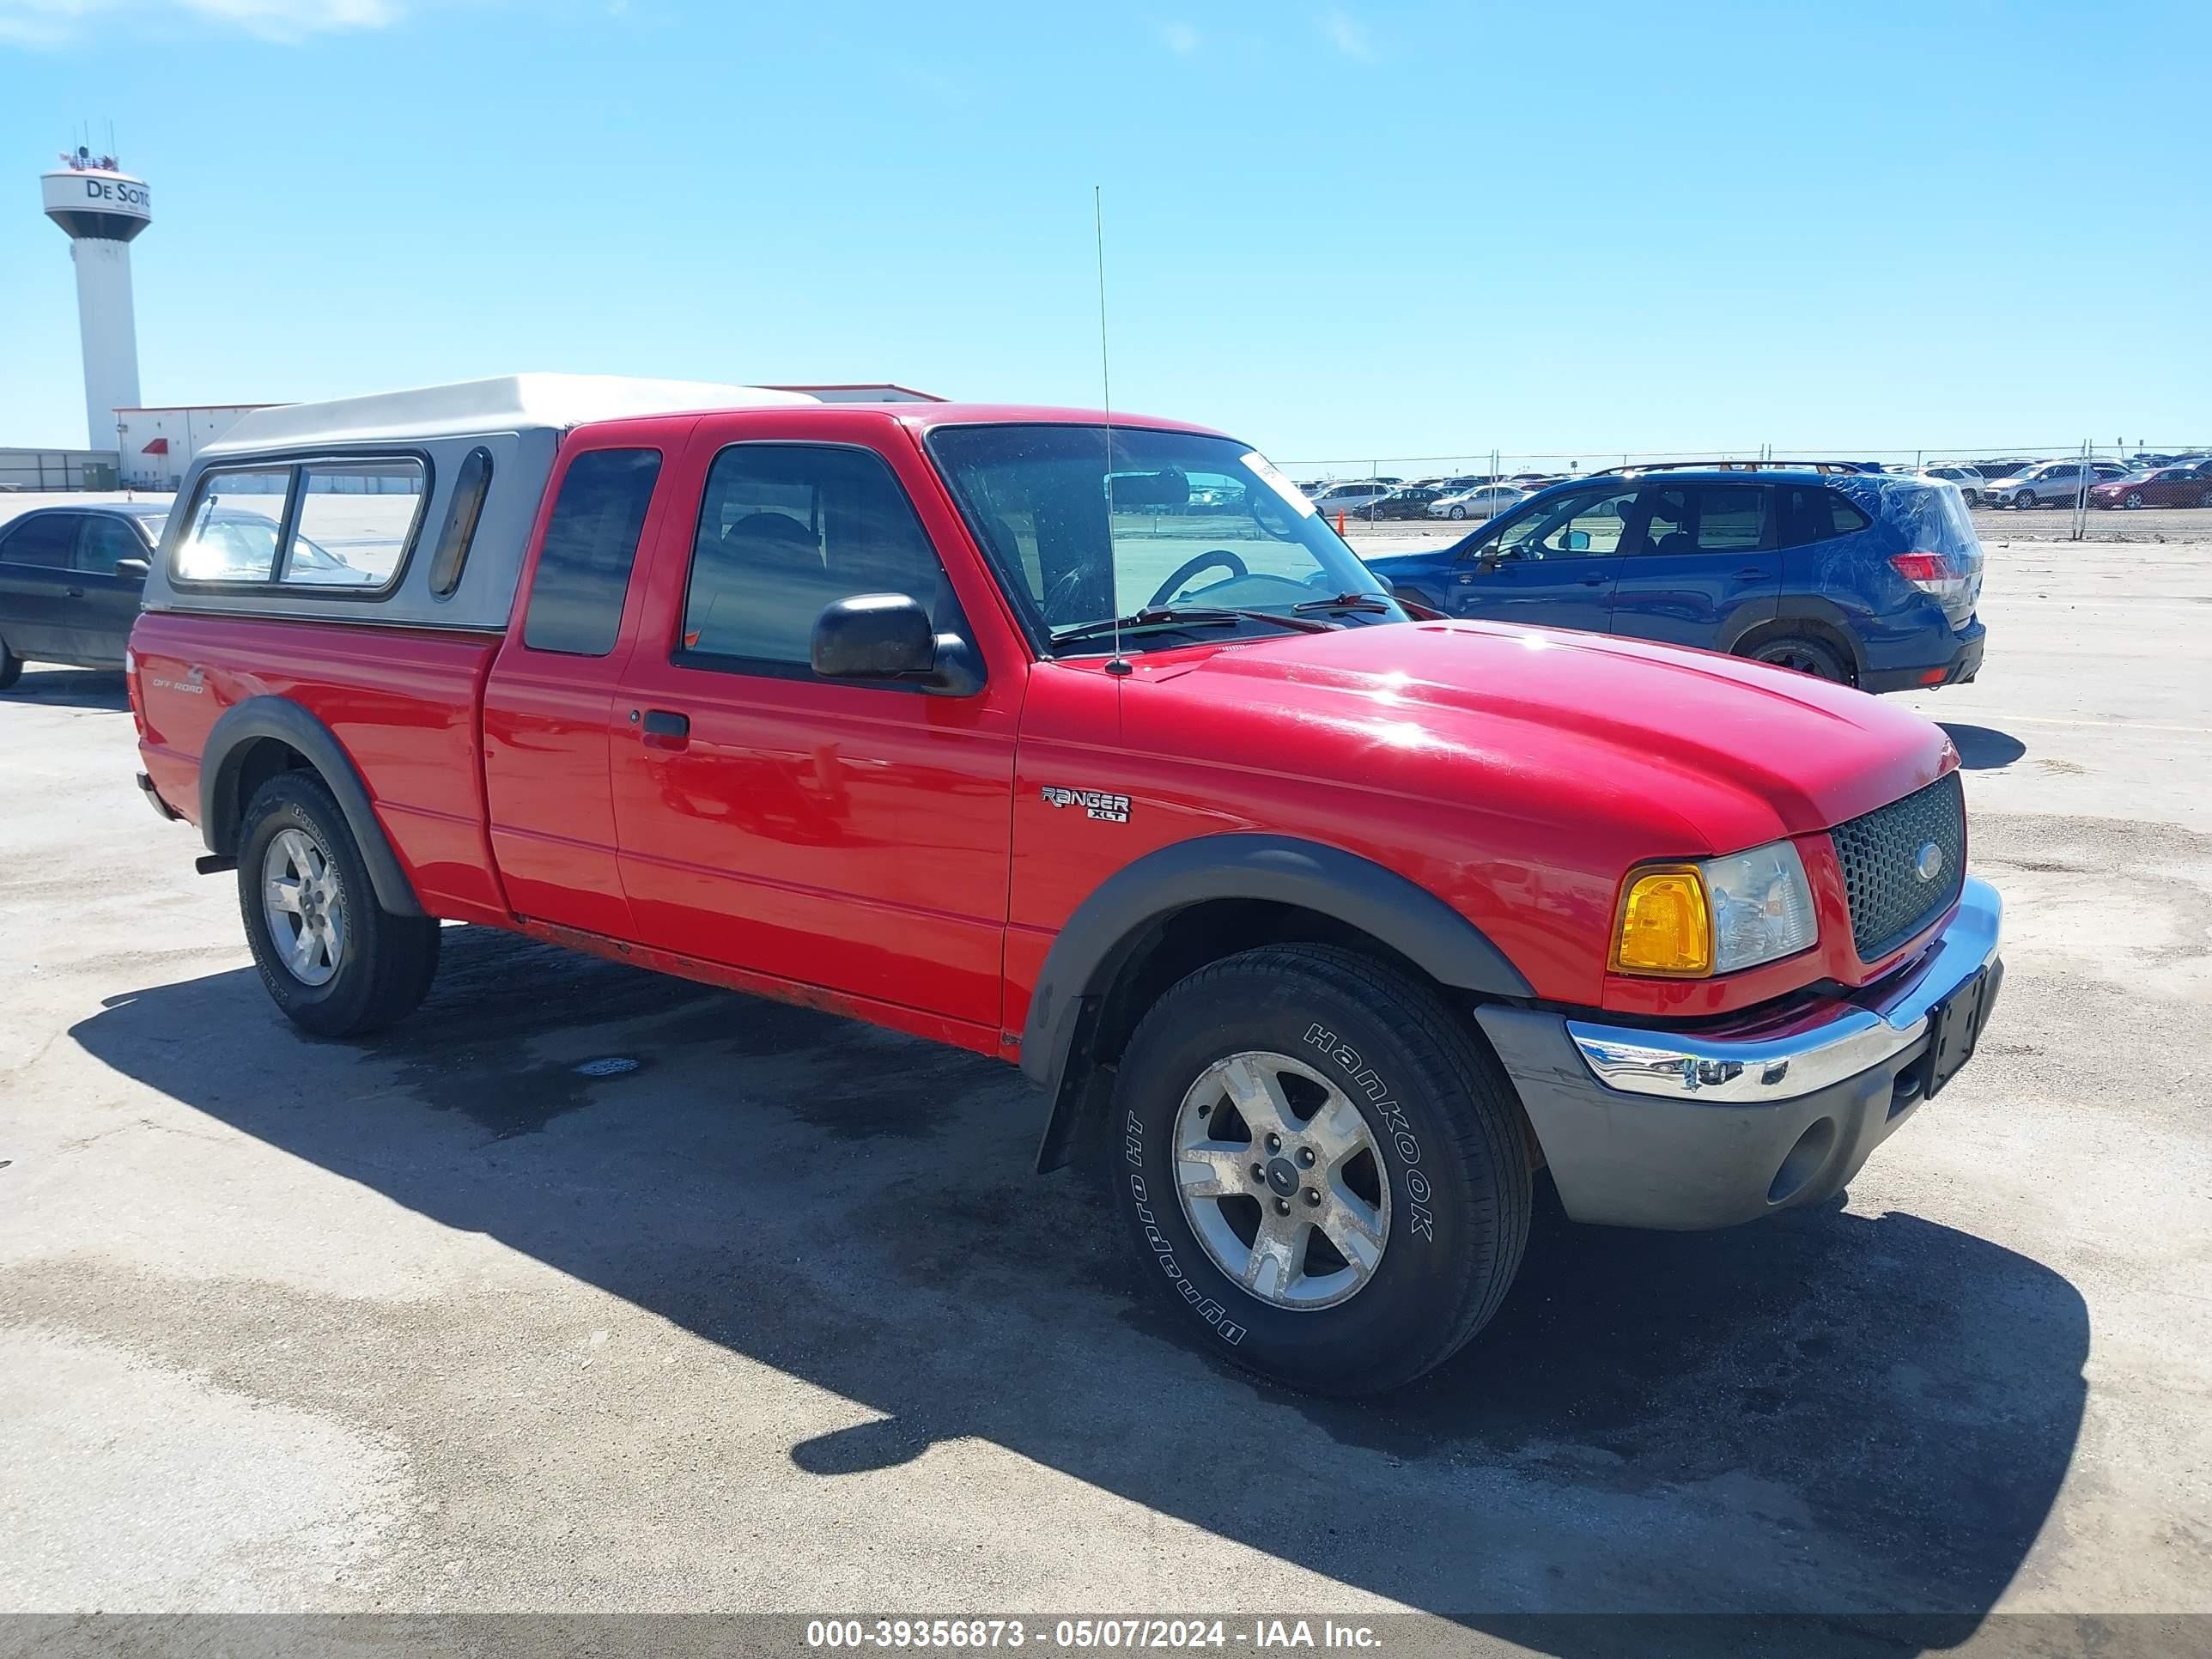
<box><xmin>173</xmin><ymin>469</ymin><xmax>294</xmax><ymax>582</ymax></box>
<box><xmin>76</xmin><ymin>516</ymin><xmax>148</xmax><ymax>575</ymax></box>
<box><xmin>1778</xmin><ymin>487</ymin><xmax>1869</xmax><ymax>548</ymax></box>
<box><xmin>521</xmin><ymin>448</ymin><xmax>664</xmax><ymax>657</ymax></box>
<box><xmin>1</xmin><ymin>514</ymin><xmax>80</xmax><ymax>568</ymax></box>
<box><xmin>1489</xmin><ymin>487</ymin><xmax>1636</xmax><ymax>560</ymax></box>
<box><xmin>1692</xmin><ymin>484</ymin><xmax>1767</xmax><ymax>550</ymax></box>
<box><xmin>426</xmin><ymin>447</ymin><xmax>493</xmax><ymax>599</ymax></box>
<box><xmin>287</xmin><ymin>460</ymin><xmax>426</xmax><ymax>590</ymax></box>
<box><xmin>680</xmin><ymin>443</ymin><xmax>959</xmax><ymax>675</ymax></box>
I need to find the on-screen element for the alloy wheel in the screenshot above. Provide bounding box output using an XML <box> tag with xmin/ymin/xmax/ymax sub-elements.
<box><xmin>261</xmin><ymin>827</ymin><xmax>345</xmax><ymax>986</ymax></box>
<box><xmin>1173</xmin><ymin>1050</ymin><xmax>1390</xmax><ymax>1310</ymax></box>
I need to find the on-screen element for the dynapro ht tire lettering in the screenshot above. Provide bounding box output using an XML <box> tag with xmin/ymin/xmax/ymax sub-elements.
<box><xmin>1109</xmin><ymin>943</ymin><xmax>1531</xmax><ymax>1395</ymax></box>
<box><xmin>237</xmin><ymin>771</ymin><xmax>441</xmax><ymax>1037</ymax></box>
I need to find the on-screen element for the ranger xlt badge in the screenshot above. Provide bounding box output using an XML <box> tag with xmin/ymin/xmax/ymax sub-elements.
<box><xmin>1042</xmin><ymin>786</ymin><xmax>1131</xmax><ymax>823</ymax></box>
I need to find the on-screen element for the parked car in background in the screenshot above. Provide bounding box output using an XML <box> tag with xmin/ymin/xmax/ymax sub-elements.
<box><xmin>2089</xmin><ymin>459</ymin><xmax>2212</xmax><ymax>509</ymax></box>
<box><xmin>1369</xmin><ymin>461</ymin><xmax>1985</xmax><ymax>692</ymax></box>
<box><xmin>1972</xmin><ymin>459</ymin><xmax>2039</xmax><ymax>481</ymax></box>
<box><xmin>1917</xmin><ymin>465</ymin><xmax>1988</xmax><ymax>505</ymax></box>
<box><xmin>1428</xmin><ymin>483</ymin><xmax>1528</xmax><ymax>521</ymax></box>
<box><xmin>0</xmin><ymin>502</ymin><xmax>166</xmax><ymax>685</ymax></box>
<box><xmin>1369</xmin><ymin>485</ymin><xmax>1447</xmax><ymax>520</ymax></box>
<box><xmin>1985</xmin><ymin>459</ymin><xmax>2130</xmax><ymax>508</ymax></box>
<box><xmin>1307</xmin><ymin>480</ymin><xmax>1395</xmax><ymax>520</ymax></box>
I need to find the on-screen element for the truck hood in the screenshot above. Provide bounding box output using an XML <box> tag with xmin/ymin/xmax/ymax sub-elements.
<box><xmin>1137</xmin><ymin>619</ymin><xmax>1954</xmax><ymax>852</ymax></box>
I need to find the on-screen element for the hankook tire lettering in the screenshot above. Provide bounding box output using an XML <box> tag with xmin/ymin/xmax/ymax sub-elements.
<box><xmin>1303</xmin><ymin>1021</ymin><xmax>1436</xmax><ymax>1241</ymax></box>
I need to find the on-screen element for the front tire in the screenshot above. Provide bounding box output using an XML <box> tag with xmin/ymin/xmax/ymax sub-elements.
<box><xmin>1109</xmin><ymin>944</ymin><xmax>1532</xmax><ymax>1395</ymax></box>
<box><xmin>1447</xmin><ymin>505</ymin><xmax>1467</xmax><ymax>520</ymax></box>
<box><xmin>2124</xmin><ymin>490</ymin><xmax>2144</xmax><ymax>508</ymax></box>
<box><xmin>2013</xmin><ymin>490</ymin><xmax>2036</xmax><ymax>509</ymax></box>
<box><xmin>238</xmin><ymin>770</ymin><xmax>440</xmax><ymax>1037</ymax></box>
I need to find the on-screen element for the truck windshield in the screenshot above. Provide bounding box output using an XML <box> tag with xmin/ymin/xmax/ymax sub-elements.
<box><xmin>927</xmin><ymin>424</ymin><xmax>1402</xmax><ymax>653</ymax></box>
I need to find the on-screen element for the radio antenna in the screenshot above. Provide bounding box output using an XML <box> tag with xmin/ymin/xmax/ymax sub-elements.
<box><xmin>1095</xmin><ymin>185</ymin><xmax>1130</xmax><ymax>677</ymax></box>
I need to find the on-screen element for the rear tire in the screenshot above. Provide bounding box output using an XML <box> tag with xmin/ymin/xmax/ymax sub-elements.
<box><xmin>2199</xmin><ymin>488</ymin><xmax>2212</xmax><ymax>508</ymax></box>
<box><xmin>237</xmin><ymin>770</ymin><xmax>440</xmax><ymax>1037</ymax></box>
<box><xmin>1108</xmin><ymin>944</ymin><xmax>1532</xmax><ymax>1396</ymax></box>
<box><xmin>1747</xmin><ymin>635</ymin><xmax>1850</xmax><ymax>683</ymax></box>
<box><xmin>0</xmin><ymin>641</ymin><xmax>20</xmax><ymax>690</ymax></box>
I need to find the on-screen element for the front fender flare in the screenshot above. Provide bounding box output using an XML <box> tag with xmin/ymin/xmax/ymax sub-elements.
<box><xmin>198</xmin><ymin>696</ymin><xmax>424</xmax><ymax>917</ymax></box>
<box><xmin>1021</xmin><ymin>833</ymin><xmax>1532</xmax><ymax>1170</ymax></box>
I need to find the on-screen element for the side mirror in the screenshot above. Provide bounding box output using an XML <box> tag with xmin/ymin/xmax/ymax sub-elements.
<box><xmin>811</xmin><ymin>593</ymin><xmax>983</xmax><ymax>696</ymax></box>
<box><xmin>812</xmin><ymin>593</ymin><xmax>935</xmax><ymax>680</ymax></box>
<box><xmin>115</xmin><ymin>557</ymin><xmax>150</xmax><ymax>581</ymax></box>
<box><xmin>1564</xmin><ymin>529</ymin><xmax>1592</xmax><ymax>553</ymax></box>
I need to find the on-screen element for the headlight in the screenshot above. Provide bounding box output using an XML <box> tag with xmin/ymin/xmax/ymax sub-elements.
<box><xmin>1612</xmin><ymin>840</ymin><xmax>1818</xmax><ymax>977</ymax></box>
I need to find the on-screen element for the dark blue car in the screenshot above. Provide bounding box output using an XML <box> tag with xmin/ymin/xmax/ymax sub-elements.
<box><xmin>1364</xmin><ymin>463</ymin><xmax>1986</xmax><ymax>691</ymax></box>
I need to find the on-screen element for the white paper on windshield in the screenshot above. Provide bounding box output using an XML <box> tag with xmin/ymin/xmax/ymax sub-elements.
<box><xmin>1243</xmin><ymin>451</ymin><xmax>1316</xmax><ymax>517</ymax></box>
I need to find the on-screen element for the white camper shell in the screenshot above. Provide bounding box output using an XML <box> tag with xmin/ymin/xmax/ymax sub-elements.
<box><xmin>143</xmin><ymin>375</ymin><xmax>820</xmax><ymax>632</ymax></box>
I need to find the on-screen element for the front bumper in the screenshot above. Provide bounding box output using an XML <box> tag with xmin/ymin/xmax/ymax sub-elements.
<box><xmin>1862</xmin><ymin>619</ymin><xmax>1984</xmax><ymax>694</ymax></box>
<box><xmin>1475</xmin><ymin>877</ymin><xmax>2002</xmax><ymax>1230</ymax></box>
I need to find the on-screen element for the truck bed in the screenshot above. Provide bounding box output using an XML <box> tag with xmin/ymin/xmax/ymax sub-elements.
<box><xmin>133</xmin><ymin>611</ymin><xmax>511</xmax><ymax>925</ymax></box>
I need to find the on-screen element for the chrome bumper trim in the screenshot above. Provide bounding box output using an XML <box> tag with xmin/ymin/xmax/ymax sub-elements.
<box><xmin>1567</xmin><ymin>877</ymin><xmax>2002</xmax><ymax>1103</ymax></box>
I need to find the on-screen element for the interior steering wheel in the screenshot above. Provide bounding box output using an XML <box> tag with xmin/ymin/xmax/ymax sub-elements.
<box><xmin>1147</xmin><ymin>550</ymin><xmax>1249</xmax><ymax>608</ymax></box>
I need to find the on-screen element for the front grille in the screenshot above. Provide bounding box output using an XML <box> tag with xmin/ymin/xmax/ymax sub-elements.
<box><xmin>1832</xmin><ymin>772</ymin><xmax>1966</xmax><ymax>961</ymax></box>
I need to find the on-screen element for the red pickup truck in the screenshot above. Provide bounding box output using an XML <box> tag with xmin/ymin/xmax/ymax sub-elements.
<box><xmin>129</xmin><ymin>375</ymin><xmax>2003</xmax><ymax>1395</ymax></box>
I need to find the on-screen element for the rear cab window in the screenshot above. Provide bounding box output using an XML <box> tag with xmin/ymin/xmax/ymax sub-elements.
<box><xmin>520</xmin><ymin>447</ymin><xmax>664</xmax><ymax>656</ymax></box>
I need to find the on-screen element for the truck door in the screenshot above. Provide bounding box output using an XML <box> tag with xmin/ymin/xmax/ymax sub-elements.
<box><xmin>67</xmin><ymin>514</ymin><xmax>151</xmax><ymax>665</ymax></box>
<box><xmin>1443</xmin><ymin>483</ymin><xmax>1631</xmax><ymax>633</ymax></box>
<box><xmin>1607</xmin><ymin>482</ymin><xmax>1780</xmax><ymax>649</ymax></box>
<box><xmin>0</xmin><ymin>512</ymin><xmax>83</xmax><ymax>661</ymax></box>
<box><xmin>607</xmin><ymin>413</ymin><xmax>1020</xmax><ymax>1032</ymax></box>
<box><xmin>483</xmin><ymin>437</ymin><xmax>679</xmax><ymax>939</ymax></box>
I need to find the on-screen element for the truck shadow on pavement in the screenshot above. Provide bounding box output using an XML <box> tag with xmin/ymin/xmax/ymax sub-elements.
<box><xmin>1939</xmin><ymin>723</ymin><xmax>2028</xmax><ymax>770</ymax></box>
<box><xmin>70</xmin><ymin>924</ymin><xmax>2087</xmax><ymax>1650</ymax></box>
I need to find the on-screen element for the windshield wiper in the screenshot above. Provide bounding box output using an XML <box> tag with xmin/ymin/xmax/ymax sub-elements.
<box><xmin>1048</xmin><ymin>606</ymin><xmax>1334</xmax><ymax>650</ymax></box>
<box><xmin>1291</xmin><ymin>590</ymin><xmax>1397</xmax><ymax>616</ymax></box>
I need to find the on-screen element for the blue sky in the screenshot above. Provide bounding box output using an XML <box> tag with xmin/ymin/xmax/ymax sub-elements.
<box><xmin>2</xmin><ymin>0</ymin><xmax>2203</xmax><ymax>461</ymax></box>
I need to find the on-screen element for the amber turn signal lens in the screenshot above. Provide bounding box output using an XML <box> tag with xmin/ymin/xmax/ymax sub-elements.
<box><xmin>1613</xmin><ymin>867</ymin><xmax>1713</xmax><ymax>976</ymax></box>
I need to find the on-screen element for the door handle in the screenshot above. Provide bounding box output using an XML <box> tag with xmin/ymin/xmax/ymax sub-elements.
<box><xmin>1577</xmin><ymin>575</ymin><xmax>1607</xmax><ymax>586</ymax></box>
<box><xmin>66</xmin><ymin>586</ymin><xmax>86</xmax><ymax>599</ymax></box>
<box><xmin>639</xmin><ymin>709</ymin><xmax>690</xmax><ymax>740</ymax></box>
<box><xmin>1735</xmin><ymin>567</ymin><xmax>1765</xmax><ymax>580</ymax></box>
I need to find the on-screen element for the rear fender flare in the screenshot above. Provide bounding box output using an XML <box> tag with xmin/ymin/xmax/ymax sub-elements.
<box><xmin>1021</xmin><ymin>833</ymin><xmax>1532</xmax><ymax>1169</ymax></box>
<box><xmin>198</xmin><ymin>696</ymin><xmax>424</xmax><ymax>916</ymax></box>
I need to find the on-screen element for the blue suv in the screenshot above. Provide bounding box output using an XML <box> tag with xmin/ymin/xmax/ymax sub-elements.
<box><xmin>1363</xmin><ymin>463</ymin><xmax>1986</xmax><ymax>691</ymax></box>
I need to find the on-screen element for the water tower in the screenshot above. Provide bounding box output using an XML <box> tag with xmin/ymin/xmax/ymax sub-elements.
<box><xmin>41</xmin><ymin>147</ymin><xmax>151</xmax><ymax>450</ymax></box>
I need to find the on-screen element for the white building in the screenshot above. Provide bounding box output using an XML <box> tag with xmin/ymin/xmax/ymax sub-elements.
<box><xmin>115</xmin><ymin>405</ymin><xmax>276</xmax><ymax>489</ymax></box>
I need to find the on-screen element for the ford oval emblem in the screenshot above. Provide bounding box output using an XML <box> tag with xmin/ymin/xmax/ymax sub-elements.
<box><xmin>1914</xmin><ymin>842</ymin><xmax>1944</xmax><ymax>883</ymax></box>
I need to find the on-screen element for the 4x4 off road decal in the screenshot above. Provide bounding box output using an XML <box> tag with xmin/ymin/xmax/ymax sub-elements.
<box><xmin>1304</xmin><ymin>1023</ymin><xmax>1437</xmax><ymax>1242</ymax></box>
<box><xmin>1040</xmin><ymin>785</ymin><xmax>1131</xmax><ymax>823</ymax></box>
